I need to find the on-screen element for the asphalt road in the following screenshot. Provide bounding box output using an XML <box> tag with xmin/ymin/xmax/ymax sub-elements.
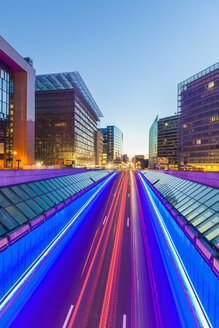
<box><xmin>6</xmin><ymin>170</ymin><xmax>203</xmax><ymax>328</ymax></box>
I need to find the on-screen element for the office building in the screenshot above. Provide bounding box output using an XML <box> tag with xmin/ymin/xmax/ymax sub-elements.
<box><xmin>0</xmin><ymin>36</ymin><xmax>35</xmax><ymax>168</ymax></box>
<box><xmin>132</xmin><ymin>155</ymin><xmax>148</xmax><ymax>169</ymax></box>
<box><xmin>35</xmin><ymin>72</ymin><xmax>103</xmax><ymax>167</ymax></box>
<box><xmin>132</xmin><ymin>155</ymin><xmax>144</xmax><ymax>163</ymax></box>
<box><xmin>149</xmin><ymin>115</ymin><xmax>158</xmax><ymax>169</ymax></box>
<box><xmin>95</xmin><ymin>130</ymin><xmax>103</xmax><ymax>167</ymax></box>
<box><xmin>157</xmin><ymin>115</ymin><xmax>178</xmax><ymax>168</ymax></box>
<box><xmin>123</xmin><ymin>154</ymin><xmax>129</xmax><ymax>163</ymax></box>
<box><xmin>149</xmin><ymin>115</ymin><xmax>178</xmax><ymax>169</ymax></box>
<box><xmin>98</xmin><ymin>125</ymin><xmax>123</xmax><ymax>166</ymax></box>
<box><xmin>178</xmin><ymin>63</ymin><xmax>219</xmax><ymax>170</ymax></box>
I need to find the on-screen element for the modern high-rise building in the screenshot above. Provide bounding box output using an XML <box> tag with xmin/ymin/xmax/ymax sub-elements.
<box><xmin>35</xmin><ymin>72</ymin><xmax>103</xmax><ymax>167</ymax></box>
<box><xmin>98</xmin><ymin>125</ymin><xmax>123</xmax><ymax>166</ymax></box>
<box><xmin>95</xmin><ymin>130</ymin><xmax>103</xmax><ymax>167</ymax></box>
<box><xmin>149</xmin><ymin>115</ymin><xmax>178</xmax><ymax>169</ymax></box>
<box><xmin>157</xmin><ymin>115</ymin><xmax>178</xmax><ymax>167</ymax></box>
<box><xmin>0</xmin><ymin>36</ymin><xmax>35</xmax><ymax>168</ymax></box>
<box><xmin>178</xmin><ymin>63</ymin><xmax>219</xmax><ymax>170</ymax></box>
<box><xmin>149</xmin><ymin>115</ymin><xmax>158</xmax><ymax>169</ymax></box>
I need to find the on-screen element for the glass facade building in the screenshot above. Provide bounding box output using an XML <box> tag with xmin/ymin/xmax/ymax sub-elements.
<box><xmin>157</xmin><ymin>115</ymin><xmax>178</xmax><ymax>168</ymax></box>
<box><xmin>0</xmin><ymin>62</ymin><xmax>12</xmax><ymax>167</ymax></box>
<box><xmin>0</xmin><ymin>36</ymin><xmax>35</xmax><ymax>168</ymax></box>
<box><xmin>149</xmin><ymin>115</ymin><xmax>158</xmax><ymax>169</ymax></box>
<box><xmin>35</xmin><ymin>72</ymin><xmax>103</xmax><ymax>167</ymax></box>
<box><xmin>95</xmin><ymin>130</ymin><xmax>103</xmax><ymax>167</ymax></box>
<box><xmin>149</xmin><ymin>115</ymin><xmax>178</xmax><ymax>169</ymax></box>
<box><xmin>98</xmin><ymin>126</ymin><xmax>123</xmax><ymax>166</ymax></box>
<box><xmin>178</xmin><ymin>62</ymin><xmax>219</xmax><ymax>170</ymax></box>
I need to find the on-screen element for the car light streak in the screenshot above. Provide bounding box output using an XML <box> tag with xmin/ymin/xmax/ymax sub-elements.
<box><xmin>67</xmin><ymin>173</ymin><xmax>126</xmax><ymax>327</ymax></box>
<box><xmin>130</xmin><ymin>171</ymin><xmax>162</xmax><ymax>328</ymax></box>
<box><xmin>0</xmin><ymin>172</ymin><xmax>117</xmax><ymax>317</ymax></box>
<box><xmin>99</xmin><ymin>172</ymin><xmax>128</xmax><ymax>327</ymax></box>
<box><xmin>138</xmin><ymin>173</ymin><xmax>212</xmax><ymax>328</ymax></box>
<box><xmin>132</xmin><ymin>171</ymin><xmax>163</xmax><ymax>328</ymax></box>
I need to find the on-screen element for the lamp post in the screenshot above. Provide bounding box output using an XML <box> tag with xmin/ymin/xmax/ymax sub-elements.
<box><xmin>16</xmin><ymin>159</ymin><xmax>21</xmax><ymax>169</ymax></box>
<box><xmin>13</xmin><ymin>151</ymin><xmax>17</xmax><ymax>169</ymax></box>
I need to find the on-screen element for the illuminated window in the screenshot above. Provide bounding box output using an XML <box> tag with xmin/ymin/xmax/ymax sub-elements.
<box><xmin>165</xmin><ymin>123</ymin><xmax>168</xmax><ymax>126</ymax></box>
<box><xmin>183</xmin><ymin>124</ymin><xmax>187</xmax><ymax>128</ymax></box>
<box><xmin>208</xmin><ymin>81</ymin><xmax>214</xmax><ymax>89</ymax></box>
<box><xmin>55</xmin><ymin>122</ymin><xmax>66</xmax><ymax>127</ymax></box>
<box><xmin>196</xmin><ymin>139</ymin><xmax>201</xmax><ymax>145</ymax></box>
<box><xmin>210</xmin><ymin>115</ymin><xmax>219</xmax><ymax>122</ymax></box>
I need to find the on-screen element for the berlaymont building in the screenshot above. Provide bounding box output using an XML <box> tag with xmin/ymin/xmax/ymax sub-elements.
<box><xmin>0</xmin><ymin>36</ymin><xmax>35</xmax><ymax>168</ymax></box>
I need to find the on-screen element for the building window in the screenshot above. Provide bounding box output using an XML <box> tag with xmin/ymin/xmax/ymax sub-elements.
<box><xmin>210</xmin><ymin>115</ymin><xmax>219</xmax><ymax>122</ymax></box>
<box><xmin>207</xmin><ymin>81</ymin><xmax>214</xmax><ymax>89</ymax></box>
<box><xmin>196</xmin><ymin>139</ymin><xmax>201</xmax><ymax>145</ymax></box>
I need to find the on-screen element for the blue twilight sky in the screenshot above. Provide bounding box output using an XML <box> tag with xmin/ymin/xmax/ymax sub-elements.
<box><xmin>1</xmin><ymin>0</ymin><xmax>219</xmax><ymax>158</ymax></box>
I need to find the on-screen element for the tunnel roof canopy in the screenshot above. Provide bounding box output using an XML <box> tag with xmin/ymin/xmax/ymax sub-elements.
<box><xmin>141</xmin><ymin>170</ymin><xmax>219</xmax><ymax>251</ymax></box>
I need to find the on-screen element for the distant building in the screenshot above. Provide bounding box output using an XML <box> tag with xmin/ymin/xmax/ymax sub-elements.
<box><xmin>95</xmin><ymin>130</ymin><xmax>103</xmax><ymax>167</ymax></box>
<box><xmin>98</xmin><ymin>125</ymin><xmax>123</xmax><ymax>165</ymax></box>
<box><xmin>132</xmin><ymin>155</ymin><xmax>148</xmax><ymax>169</ymax></box>
<box><xmin>178</xmin><ymin>63</ymin><xmax>219</xmax><ymax>171</ymax></box>
<box><xmin>0</xmin><ymin>36</ymin><xmax>35</xmax><ymax>168</ymax></box>
<box><xmin>149</xmin><ymin>115</ymin><xmax>178</xmax><ymax>169</ymax></box>
<box><xmin>123</xmin><ymin>154</ymin><xmax>129</xmax><ymax>163</ymax></box>
<box><xmin>35</xmin><ymin>72</ymin><xmax>103</xmax><ymax>167</ymax></box>
<box><xmin>157</xmin><ymin>115</ymin><xmax>178</xmax><ymax>168</ymax></box>
<box><xmin>149</xmin><ymin>116</ymin><xmax>158</xmax><ymax>169</ymax></box>
<box><xmin>132</xmin><ymin>155</ymin><xmax>144</xmax><ymax>163</ymax></box>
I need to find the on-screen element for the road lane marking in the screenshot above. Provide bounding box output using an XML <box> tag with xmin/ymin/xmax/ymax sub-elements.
<box><xmin>103</xmin><ymin>216</ymin><xmax>107</xmax><ymax>225</ymax></box>
<box><xmin>127</xmin><ymin>217</ymin><xmax>129</xmax><ymax>227</ymax></box>
<box><xmin>62</xmin><ymin>304</ymin><xmax>74</xmax><ymax>328</ymax></box>
<box><xmin>123</xmin><ymin>314</ymin><xmax>127</xmax><ymax>328</ymax></box>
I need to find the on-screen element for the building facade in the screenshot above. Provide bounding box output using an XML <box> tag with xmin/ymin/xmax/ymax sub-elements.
<box><xmin>149</xmin><ymin>115</ymin><xmax>178</xmax><ymax>169</ymax></box>
<box><xmin>149</xmin><ymin>115</ymin><xmax>158</xmax><ymax>169</ymax></box>
<box><xmin>157</xmin><ymin>115</ymin><xmax>178</xmax><ymax>168</ymax></box>
<box><xmin>0</xmin><ymin>36</ymin><xmax>35</xmax><ymax>168</ymax></box>
<box><xmin>95</xmin><ymin>130</ymin><xmax>103</xmax><ymax>167</ymax></box>
<box><xmin>35</xmin><ymin>72</ymin><xmax>103</xmax><ymax>167</ymax></box>
<box><xmin>178</xmin><ymin>63</ymin><xmax>219</xmax><ymax>171</ymax></box>
<box><xmin>98</xmin><ymin>125</ymin><xmax>123</xmax><ymax>166</ymax></box>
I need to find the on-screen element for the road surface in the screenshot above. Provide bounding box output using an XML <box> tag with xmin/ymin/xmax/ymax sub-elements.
<box><xmin>3</xmin><ymin>170</ymin><xmax>208</xmax><ymax>328</ymax></box>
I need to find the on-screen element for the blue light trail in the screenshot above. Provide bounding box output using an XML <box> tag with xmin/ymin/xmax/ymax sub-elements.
<box><xmin>138</xmin><ymin>173</ymin><xmax>212</xmax><ymax>328</ymax></box>
<box><xmin>0</xmin><ymin>172</ymin><xmax>117</xmax><ymax>317</ymax></box>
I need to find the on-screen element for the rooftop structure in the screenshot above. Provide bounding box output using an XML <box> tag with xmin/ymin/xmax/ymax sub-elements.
<box><xmin>0</xmin><ymin>170</ymin><xmax>112</xmax><ymax>242</ymax></box>
<box><xmin>35</xmin><ymin>72</ymin><xmax>103</xmax><ymax>120</ymax></box>
<box><xmin>141</xmin><ymin>170</ymin><xmax>219</xmax><ymax>252</ymax></box>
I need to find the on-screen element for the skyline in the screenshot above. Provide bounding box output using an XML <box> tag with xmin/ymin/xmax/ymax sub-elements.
<box><xmin>1</xmin><ymin>0</ymin><xmax>219</xmax><ymax>157</ymax></box>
